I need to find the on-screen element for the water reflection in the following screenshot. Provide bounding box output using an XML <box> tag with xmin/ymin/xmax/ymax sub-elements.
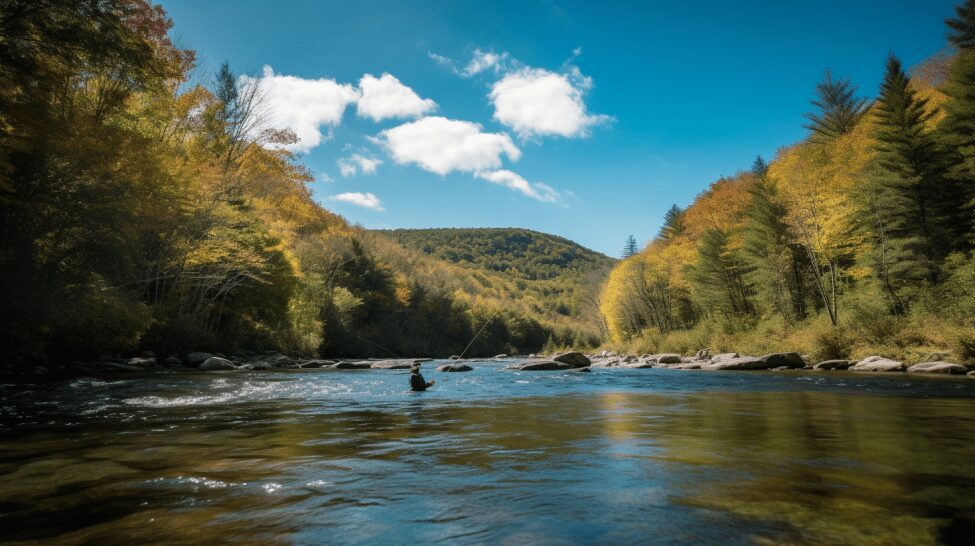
<box><xmin>1</xmin><ymin>368</ymin><xmax>975</xmax><ymax>543</ymax></box>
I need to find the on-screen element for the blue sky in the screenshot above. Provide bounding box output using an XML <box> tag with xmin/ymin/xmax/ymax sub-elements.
<box><xmin>160</xmin><ymin>0</ymin><xmax>958</xmax><ymax>256</ymax></box>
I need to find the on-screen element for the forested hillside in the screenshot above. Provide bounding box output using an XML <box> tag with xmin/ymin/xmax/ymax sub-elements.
<box><xmin>381</xmin><ymin>228</ymin><xmax>614</xmax><ymax>280</ymax></box>
<box><xmin>600</xmin><ymin>4</ymin><xmax>975</xmax><ymax>363</ymax></box>
<box><xmin>0</xmin><ymin>0</ymin><xmax>602</xmax><ymax>366</ymax></box>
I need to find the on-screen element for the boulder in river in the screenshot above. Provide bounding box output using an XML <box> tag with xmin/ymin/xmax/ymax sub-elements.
<box><xmin>126</xmin><ymin>357</ymin><xmax>156</xmax><ymax>367</ymax></box>
<box><xmin>553</xmin><ymin>351</ymin><xmax>591</xmax><ymax>368</ymax></box>
<box><xmin>759</xmin><ymin>352</ymin><xmax>805</xmax><ymax>369</ymax></box>
<box><xmin>630</xmin><ymin>362</ymin><xmax>655</xmax><ymax>369</ymax></box>
<box><xmin>332</xmin><ymin>361</ymin><xmax>373</xmax><ymax>369</ymax></box>
<box><xmin>437</xmin><ymin>364</ymin><xmax>473</xmax><ymax>372</ymax></box>
<box><xmin>656</xmin><ymin>353</ymin><xmax>682</xmax><ymax>364</ymax></box>
<box><xmin>511</xmin><ymin>360</ymin><xmax>574</xmax><ymax>371</ymax></box>
<box><xmin>907</xmin><ymin>361</ymin><xmax>968</xmax><ymax>375</ymax></box>
<box><xmin>569</xmin><ymin>367</ymin><xmax>592</xmax><ymax>373</ymax></box>
<box><xmin>199</xmin><ymin>357</ymin><xmax>236</xmax><ymax>371</ymax></box>
<box><xmin>300</xmin><ymin>360</ymin><xmax>335</xmax><ymax>369</ymax></box>
<box><xmin>850</xmin><ymin>356</ymin><xmax>905</xmax><ymax>372</ymax></box>
<box><xmin>186</xmin><ymin>352</ymin><xmax>213</xmax><ymax>366</ymax></box>
<box><xmin>370</xmin><ymin>359</ymin><xmax>416</xmax><ymax>369</ymax></box>
<box><xmin>493</xmin><ymin>354</ymin><xmax>508</xmax><ymax>359</ymax></box>
<box><xmin>702</xmin><ymin>356</ymin><xmax>767</xmax><ymax>370</ymax></box>
<box><xmin>709</xmin><ymin>352</ymin><xmax>740</xmax><ymax>364</ymax></box>
<box><xmin>813</xmin><ymin>359</ymin><xmax>851</xmax><ymax>370</ymax></box>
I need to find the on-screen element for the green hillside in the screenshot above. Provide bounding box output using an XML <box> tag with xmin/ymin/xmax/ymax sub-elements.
<box><xmin>378</xmin><ymin>228</ymin><xmax>615</xmax><ymax>281</ymax></box>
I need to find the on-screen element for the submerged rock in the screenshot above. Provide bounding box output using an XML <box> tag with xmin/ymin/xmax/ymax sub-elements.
<box><xmin>814</xmin><ymin>359</ymin><xmax>852</xmax><ymax>370</ymax></box>
<box><xmin>300</xmin><ymin>360</ymin><xmax>335</xmax><ymax>368</ymax></box>
<box><xmin>850</xmin><ymin>356</ymin><xmax>905</xmax><ymax>372</ymax></box>
<box><xmin>511</xmin><ymin>360</ymin><xmax>574</xmax><ymax>371</ymax></box>
<box><xmin>370</xmin><ymin>359</ymin><xmax>416</xmax><ymax>369</ymax></box>
<box><xmin>437</xmin><ymin>363</ymin><xmax>473</xmax><ymax>372</ymax></box>
<box><xmin>569</xmin><ymin>367</ymin><xmax>592</xmax><ymax>373</ymax></box>
<box><xmin>907</xmin><ymin>361</ymin><xmax>968</xmax><ymax>374</ymax></box>
<box><xmin>199</xmin><ymin>357</ymin><xmax>236</xmax><ymax>371</ymax></box>
<box><xmin>553</xmin><ymin>351</ymin><xmax>591</xmax><ymax>368</ymax></box>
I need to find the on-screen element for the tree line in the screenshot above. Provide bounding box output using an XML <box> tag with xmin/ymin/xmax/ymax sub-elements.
<box><xmin>600</xmin><ymin>1</ymin><xmax>975</xmax><ymax>362</ymax></box>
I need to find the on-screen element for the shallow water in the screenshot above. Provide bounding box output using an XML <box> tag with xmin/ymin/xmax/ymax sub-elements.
<box><xmin>2</xmin><ymin>361</ymin><xmax>975</xmax><ymax>544</ymax></box>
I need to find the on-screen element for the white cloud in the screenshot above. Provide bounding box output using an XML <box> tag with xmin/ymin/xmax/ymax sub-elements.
<box><xmin>428</xmin><ymin>52</ymin><xmax>456</xmax><ymax>70</ymax></box>
<box><xmin>377</xmin><ymin>116</ymin><xmax>521</xmax><ymax>175</ymax></box>
<box><xmin>356</xmin><ymin>73</ymin><xmax>436</xmax><ymax>121</ymax></box>
<box><xmin>320</xmin><ymin>172</ymin><xmax>335</xmax><ymax>183</ymax></box>
<box><xmin>241</xmin><ymin>66</ymin><xmax>360</xmax><ymax>153</ymax></box>
<box><xmin>337</xmin><ymin>154</ymin><xmax>382</xmax><ymax>177</ymax></box>
<box><xmin>489</xmin><ymin>66</ymin><xmax>608</xmax><ymax>138</ymax></box>
<box><xmin>464</xmin><ymin>49</ymin><xmax>508</xmax><ymax>77</ymax></box>
<box><xmin>329</xmin><ymin>192</ymin><xmax>384</xmax><ymax>211</ymax></box>
<box><xmin>475</xmin><ymin>169</ymin><xmax>560</xmax><ymax>203</ymax></box>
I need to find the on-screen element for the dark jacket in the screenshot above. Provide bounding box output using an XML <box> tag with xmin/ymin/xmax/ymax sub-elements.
<box><xmin>410</xmin><ymin>371</ymin><xmax>431</xmax><ymax>391</ymax></box>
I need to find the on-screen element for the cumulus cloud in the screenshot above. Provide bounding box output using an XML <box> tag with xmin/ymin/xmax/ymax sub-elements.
<box><xmin>337</xmin><ymin>154</ymin><xmax>383</xmax><ymax>177</ymax></box>
<box><xmin>376</xmin><ymin>116</ymin><xmax>521</xmax><ymax>175</ymax></box>
<box><xmin>475</xmin><ymin>169</ymin><xmax>560</xmax><ymax>203</ymax></box>
<box><xmin>242</xmin><ymin>65</ymin><xmax>360</xmax><ymax>153</ymax></box>
<box><xmin>489</xmin><ymin>66</ymin><xmax>608</xmax><ymax>138</ymax></box>
<box><xmin>328</xmin><ymin>192</ymin><xmax>384</xmax><ymax>211</ymax></box>
<box><xmin>463</xmin><ymin>49</ymin><xmax>508</xmax><ymax>76</ymax></box>
<box><xmin>356</xmin><ymin>73</ymin><xmax>436</xmax><ymax>121</ymax></box>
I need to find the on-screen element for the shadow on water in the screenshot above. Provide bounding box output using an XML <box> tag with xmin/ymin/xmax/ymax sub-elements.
<box><xmin>2</xmin><ymin>367</ymin><xmax>975</xmax><ymax>544</ymax></box>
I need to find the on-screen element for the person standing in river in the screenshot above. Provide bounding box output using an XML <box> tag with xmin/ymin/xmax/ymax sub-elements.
<box><xmin>410</xmin><ymin>364</ymin><xmax>435</xmax><ymax>391</ymax></box>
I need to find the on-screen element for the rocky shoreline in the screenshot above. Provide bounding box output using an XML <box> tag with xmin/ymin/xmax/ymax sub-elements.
<box><xmin>4</xmin><ymin>348</ymin><xmax>973</xmax><ymax>382</ymax></box>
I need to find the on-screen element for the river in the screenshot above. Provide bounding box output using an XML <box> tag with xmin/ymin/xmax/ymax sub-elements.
<box><xmin>2</xmin><ymin>361</ymin><xmax>975</xmax><ymax>544</ymax></box>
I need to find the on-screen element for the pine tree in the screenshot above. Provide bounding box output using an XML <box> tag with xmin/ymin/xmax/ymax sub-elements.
<box><xmin>804</xmin><ymin>71</ymin><xmax>868</xmax><ymax>144</ymax></box>
<box><xmin>622</xmin><ymin>235</ymin><xmax>638</xmax><ymax>258</ymax></box>
<box><xmin>742</xmin><ymin>180</ymin><xmax>809</xmax><ymax>322</ymax></box>
<box><xmin>657</xmin><ymin>205</ymin><xmax>686</xmax><ymax>241</ymax></box>
<box><xmin>751</xmin><ymin>155</ymin><xmax>769</xmax><ymax>178</ymax></box>
<box><xmin>690</xmin><ymin>229</ymin><xmax>753</xmax><ymax>317</ymax></box>
<box><xmin>938</xmin><ymin>0</ymin><xmax>975</xmax><ymax>241</ymax></box>
<box><xmin>867</xmin><ymin>55</ymin><xmax>949</xmax><ymax>307</ymax></box>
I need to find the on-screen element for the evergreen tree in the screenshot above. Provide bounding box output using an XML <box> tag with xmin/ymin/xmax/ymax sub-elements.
<box><xmin>658</xmin><ymin>205</ymin><xmax>686</xmax><ymax>241</ymax></box>
<box><xmin>690</xmin><ymin>229</ymin><xmax>753</xmax><ymax>317</ymax></box>
<box><xmin>751</xmin><ymin>155</ymin><xmax>769</xmax><ymax>178</ymax></box>
<box><xmin>804</xmin><ymin>71</ymin><xmax>868</xmax><ymax>144</ymax></box>
<box><xmin>622</xmin><ymin>235</ymin><xmax>638</xmax><ymax>258</ymax></box>
<box><xmin>938</xmin><ymin>0</ymin><xmax>975</xmax><ymax>240</ymax></box>
<box><xmin>742</xmin><ymin>180</ymin><xmax>809</xmax><ymax>322</ymax></box>
<box><xmin>867</xmin><ymin>55</ymin><xmax>950</xmax><ymax>308</ymax></box>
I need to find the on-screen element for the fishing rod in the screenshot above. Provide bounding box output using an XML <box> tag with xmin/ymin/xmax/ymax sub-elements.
<box><xmin>458</xmin><ymin>308</ymin><xmax>501</xmax><ymax>359</ymax></box>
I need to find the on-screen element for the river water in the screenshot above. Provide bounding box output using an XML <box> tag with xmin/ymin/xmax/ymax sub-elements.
<box><xmin>2</xmin><ymin>361</ymin><xmax>975</xmax><ymax>544</ymax></box>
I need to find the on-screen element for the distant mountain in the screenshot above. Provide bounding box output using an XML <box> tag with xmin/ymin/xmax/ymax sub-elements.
<box><xmin>377</xmin><ymin>228</ymin><xmax>615</xmax><ymax>281</ymax></box>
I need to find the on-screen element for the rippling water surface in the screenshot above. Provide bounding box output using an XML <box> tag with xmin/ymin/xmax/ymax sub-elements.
<box><xmin>3</xmin><ymin>361</ymin><xmax>975</xmax><ymax>544</ymax></box>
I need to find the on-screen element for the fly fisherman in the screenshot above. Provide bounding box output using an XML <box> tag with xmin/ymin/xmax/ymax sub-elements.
<box><xmin>409</xmin><ymin>363</ymin><xmax>435</xmax><ymax>391</ymax></box>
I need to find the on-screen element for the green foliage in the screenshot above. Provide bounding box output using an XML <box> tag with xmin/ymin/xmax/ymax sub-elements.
<box><xmin>657</xmin><ymin>206</ymin><xmax>686</xmax><ymax>241</ymax></box>
<box><xmin>804</xmin><ymin>71</ymin><xmax>869</xmax><ymax>144</ymax></box>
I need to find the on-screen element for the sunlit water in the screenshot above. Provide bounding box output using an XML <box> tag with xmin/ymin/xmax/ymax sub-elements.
<box><xmin>3</xmin><ymin>361</ymin><xmax>975</xmax><ymax>544</ymax></box>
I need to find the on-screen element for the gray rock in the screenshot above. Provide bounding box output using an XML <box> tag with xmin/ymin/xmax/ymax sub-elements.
<box><xmin>630</xmin><ymin>362</ymin><xmax>655</xmax><ymax>369</ymax></box>
<box><xmin>437</xmin><ymin>364</ymin><xmax>473</xmax><ymax>372</ymax></box>
<box><xmin>186</xmin><ymin>352</ymin><xmax>213</xmax><ymax>365</ymax></box>
<box><xmin>248</xmin><ymin>361</ymin><xmax>272</xmax><ymax>370</ymax></box>
<box><xmin>672</xmin><ymin>362</ymin><xmax>702</xmax><ymax>370</ymax></box>
<box><xmin>163</xmin><ymin>356</ymin><xmax>182</xmax><ymax>367</ymax></box>
<box><xmin>760</xmin><ymin>352</ymin><xmax>805</xmax><ymax>369</ymax></box>
<box><xmin>300</xmin><ymin>360</ymin><xmax>335</xmax><ymax>369</ymax></box>
<box><xmin>332</xmin><ymin>361</ymin><xmax>373</xmax><ymax>369</ymax></box>
<box><xmin>126</xmin><ymin>357</ymin><xmax>156</xmax><ymax>367</ymax></box>
<box><xmin>656</xmin><ymin>353</ymin><xmax>682</xmax><ymax>364</ymax></box>
<box><xmin>771</xmin><ymin>366</ymin><xmax>793</xmax><ymax>371</ymax></box>
<box><xmin>814</xmin><ymin>359</ymin><xmax>851</xmax><ymax>370</ymax></box>
<box><xmin>969</xmin><ymin>370</ymin><xmax>975</xmax><ymax>377</ymax></box>
<box><xmin>703</xmin><ymin>356</ymin><xmax>766</xmax><ymax>370</ymax></box>
<box><xmin>569</xmin><ymin>367</ymin><xmax>592</xmax><ymax>373</ymax></box>
<box><xmin>264</xmin><ymin>354</ymin><xmax>295</xmax><ymax>367</ymax></box>
<box><xmin>850</xmin><ymin>356</ymin><xmax>905</xmax><ymax>372</ymax></box>
<box><xmin>907</xmin><ymin>361</ymin><xmax>968</xmax><ymax>374</ymax></box>
<box><xmin>694</xmin><ymin>348</ymin><xmax>712</xmax><ymax>361</ymax></box>
<box><xmin>709</xmin><ymin>352</ymin><xmax>740</xmax><ymax>363</ymax></box>
<box><xmin>370</xmin><ymin>360</ymin><xmax>416</xmax><ymax>369</ymax></box>
<box><xmin>199</xmin><ymin>357</ymin><xmax>236</xmax><ymax>371</ymax></box>
<box><xmin>622</xmin><ymin>355</ymin><xmax>638</xmax><ymax>363</ymax></box>
<box><xmin>511</xmin><ymin>360</ymin><xmax>574</xmax><ymax>371</ymax></box>
<box><xmin>493</xmin><ymin>354</ymin><xmax>508</xmax><ymax>359</ymax></box>
<box><xmin>553</xmin><ymin>351</ymin><xmax>591</xmax><ymax>368</ymax></box>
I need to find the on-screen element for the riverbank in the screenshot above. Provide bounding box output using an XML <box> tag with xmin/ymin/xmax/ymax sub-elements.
<box><xmin>5</xmin><ymin>347</ymin><xmax>974</xmax><ymax>383</ymax></box>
